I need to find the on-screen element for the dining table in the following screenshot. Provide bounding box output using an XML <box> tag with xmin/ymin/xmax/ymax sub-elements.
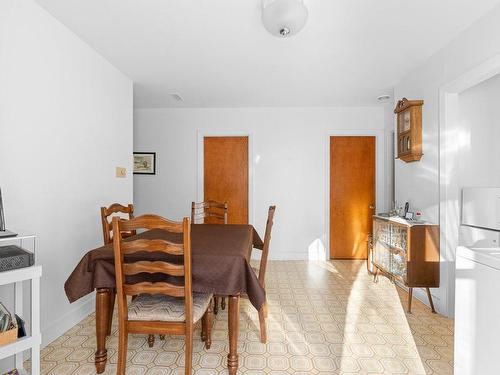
<box><xmin>64</xmin><ymin>223</ymin><xmax>265</xmax><ymax>375</ymax></box>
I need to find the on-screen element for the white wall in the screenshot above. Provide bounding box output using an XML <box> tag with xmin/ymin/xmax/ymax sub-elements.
<box><xmin>134</xmin><ymin>107</ymin><xmax>387</xmax><ymax>261</ymax></box>
<box><xmin>0</xmin><ymin>0</ymin><xmax>133</xmax><ymax>353</ymax></box>
<box><xmin>456</xmin><ymin>74</ymin><xmax>500</xmax><ymax>247</ymax></box>
<box><xmin>393</xmin><ymin>4</ymin><xmax>500</xmax><ymax>316</ymax></box>
<box><xmin>457</xmin><ymin>74</ymin><xmax>500</xmax><ymax>189</ymax></box>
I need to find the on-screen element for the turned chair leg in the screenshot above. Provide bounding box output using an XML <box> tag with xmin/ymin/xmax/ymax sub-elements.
<box><xmin>201</xmin><ymin>313</ymin><xmax>207</xmax><ymax>343</ymax></box>
<box><xmin>148</xmin><ymin>334</ymin><xmax>155</xmax><ymax>348</ymax></box>
<box><xmin>221</xmin><ymin>297</ymin><xmax>226</xmax><ymax>310</ymax></box>
<box><xmin>213</xmin><ymin>296</ymin><xmax>219</xmax><ymax>315</ymax></box>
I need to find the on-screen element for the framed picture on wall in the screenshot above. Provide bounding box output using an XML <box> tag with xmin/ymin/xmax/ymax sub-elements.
<box><xmin>133</xmin><ymin>152</ymin><xmax>156</xmax><ymax>175</ymax></box>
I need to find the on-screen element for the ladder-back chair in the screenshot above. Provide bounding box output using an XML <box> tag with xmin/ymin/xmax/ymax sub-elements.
<box><xmin>112</xmin><ymin>215</ymin><xmax>213</xmax><ymax>375</ymax></box>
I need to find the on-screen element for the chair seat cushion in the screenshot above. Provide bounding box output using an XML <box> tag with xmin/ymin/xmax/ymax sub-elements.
<box><xmin>128</xmin><ymin>293</ymin><xmax>213</xmax><ymax>323</ymax></box>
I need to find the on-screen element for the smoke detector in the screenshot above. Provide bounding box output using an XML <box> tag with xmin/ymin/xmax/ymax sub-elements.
<box><xmin>170</xmin><ymin>93</ymin><xmax>184</xmax><ymax>102</ymax></box>
<box><xmin>377</xmin><ymin>95</ymin><xmax>391</xmax><ymax>103</ymax></box>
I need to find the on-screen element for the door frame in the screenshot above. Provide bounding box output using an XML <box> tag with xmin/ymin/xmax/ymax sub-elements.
<box><xmin>438</xmin><ymin>52</ymin><xmax>500</xmax><ymax>317</ymax></box>
<box><xmin>325</xmin><ymin>129</ymin><xmax>386</xmax><ymax>260</ymax></box>
<box><xmin>196</xmin><ymin>130</ymin><xmax>254</xmax><ymax>224</ymax></box>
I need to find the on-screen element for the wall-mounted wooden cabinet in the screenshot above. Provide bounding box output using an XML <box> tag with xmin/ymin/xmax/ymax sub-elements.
<box><xmin>372</xmin><ymin>215</ymin><xmax>439</xmax><ymax>313</ymax></box>
<box><xmin>395</xmin><ymin>98</ymin><xmax>423</xmax><ymax>162</ymax></box>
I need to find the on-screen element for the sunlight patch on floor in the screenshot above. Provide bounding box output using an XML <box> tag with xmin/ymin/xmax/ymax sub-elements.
<box><xmin>37</xmin><ymin>260</ymin><xmax>453</xmax><ymax>374</ymax></box>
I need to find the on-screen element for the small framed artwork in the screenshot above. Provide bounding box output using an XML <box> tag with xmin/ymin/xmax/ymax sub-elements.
<box><xmin>133</xmin><ymin>152</ymin><xmax>156</xmax><ymax>175</ymax></box>
<box><xmin>405</xmin><ymin>212</ymin><xmax>414</xmax><ymax>221</ymax></box>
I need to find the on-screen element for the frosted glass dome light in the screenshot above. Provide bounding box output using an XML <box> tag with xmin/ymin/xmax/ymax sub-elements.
<box><xmin>262</xmin><ymin>0</ymin><xmax>308</xmax><ymax>38</ymax></box>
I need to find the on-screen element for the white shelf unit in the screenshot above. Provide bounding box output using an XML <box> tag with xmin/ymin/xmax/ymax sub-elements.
<box><xmin>0</xmin><ymin>234</ymin><xmax>41</xmax><ymax>375</ymax></box>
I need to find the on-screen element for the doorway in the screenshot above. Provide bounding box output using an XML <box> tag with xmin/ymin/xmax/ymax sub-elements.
<box><xmin>329</xmin><ymin>136</ymin><xmax>376</xmax><ymax>259</ymax></box>
<box><xmin>203</xmin><ymin>136</ymin><xmax>249</xmax><ymax>224</ymax></box>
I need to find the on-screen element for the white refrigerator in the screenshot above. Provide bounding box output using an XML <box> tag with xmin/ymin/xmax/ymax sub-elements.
<box><xmin>455</xmin><ymin>246</ymin><xmax>500</xmax><ymax>375</ymax></box>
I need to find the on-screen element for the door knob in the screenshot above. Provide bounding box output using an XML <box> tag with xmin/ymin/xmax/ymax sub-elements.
<box><xmin>369</xmin><ymin>205</ymin><xmax>375</xmax><ymax>210</ymax></box>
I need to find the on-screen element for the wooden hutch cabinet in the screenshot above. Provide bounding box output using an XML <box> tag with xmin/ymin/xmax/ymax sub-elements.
<box><xmin>372</xmin><ymin>215</ymin><xmax>439</xmax><ymax>313</ymax></box>
<box><xmin>395</xmin><ymin>98</ymin><xmax>423</xmax><ymax>162</ymax></box>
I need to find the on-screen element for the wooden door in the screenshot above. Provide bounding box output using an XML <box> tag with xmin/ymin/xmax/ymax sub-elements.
<box><xmin>204</xmin><ymin>136</ymin><xmax>248</xmax><ymax>224</ymax></box>
<box><xmin>330</xmin><ymin>136</ymin><xmax>375</xmax><ymax>259</ymax></box>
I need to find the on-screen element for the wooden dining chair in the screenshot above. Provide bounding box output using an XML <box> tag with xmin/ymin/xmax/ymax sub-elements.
<box><xmin>191</xmin><ymin>200</ymin><xmax>228</xmax><ymax>224</ymax></box>
<box><xmin>191</xmin><ymin>200</ymin><xmax>228</xmax><ymax>313</ymax></box>
<box><xmin>101</xmin><ymin>203</ymin><xmax>136</xmax><ymax>245</ymax></box>
<box><xmin>112</xmin><ymin>215</ymin><xmax>213</xmax><ymax>375</ymax></box>
<box><xmin>251</xmin><ymin>205</ymin><xmax>276</xmax><ymax>343</ymax></box>
<box><xmin>100</xmin><ymin>203</ymin><xmax>136</xmax><ymax>338</ymax></box>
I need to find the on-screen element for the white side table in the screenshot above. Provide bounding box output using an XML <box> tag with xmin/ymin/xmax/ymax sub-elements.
<box><xmin>0</xmin><ymin>234</ymin><xmax>41</xmax><ymax>375</ymax></box>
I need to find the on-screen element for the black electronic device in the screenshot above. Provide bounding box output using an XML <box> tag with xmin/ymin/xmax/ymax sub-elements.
<box><xmin>0</xmin><ymin>188</ymin><xmax>17</xmax><ymax>238</ymax></box>
<box><xmin>0</xmin><ymin>245</ymin><xmax>34</xmax><ymax>272</ymax></box>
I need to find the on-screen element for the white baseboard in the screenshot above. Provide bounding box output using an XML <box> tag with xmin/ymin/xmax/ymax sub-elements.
<box><xmin>270</xmin><ymin>253</ymin><xmax>309</xmax><ymax>261</ymax></box>
<box><xmin>42</xmin><ymin>294</ymin><xmax>95</xmax><ymax>347</ymax></box>
<box><xmin>250</xmin><ymin>251</ymin><xmax>309</xmax><ymax>261</ymax></box>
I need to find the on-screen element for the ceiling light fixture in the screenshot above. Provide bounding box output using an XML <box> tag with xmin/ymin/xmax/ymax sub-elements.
<box><xmin>262</xmin><ymin>0</ymin><xmax>308</xmax><ymax>38</ymax></box>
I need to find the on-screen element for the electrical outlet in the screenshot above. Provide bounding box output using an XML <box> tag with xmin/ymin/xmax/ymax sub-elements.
<box><xmin>116</xmin><ymin>167</ymin><xmax>127</xmax><ymax>178</ymax></box>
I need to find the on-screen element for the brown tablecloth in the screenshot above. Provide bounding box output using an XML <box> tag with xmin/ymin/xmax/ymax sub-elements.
<box><xmin>64</xmin><ymin>224</ymin><xmax>266</xmax><ymax>310</ymax></box>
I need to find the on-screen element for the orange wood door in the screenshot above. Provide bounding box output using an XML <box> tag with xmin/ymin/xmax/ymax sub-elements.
<box><xmin>204</xmin><ymin>136</ymin><xmax>248</xmax><ymax>224</ymax></box>
<box><xmin>330</xmin><ymin>136</ymin><xmax>375</xmax><ymax>259</ymax></box>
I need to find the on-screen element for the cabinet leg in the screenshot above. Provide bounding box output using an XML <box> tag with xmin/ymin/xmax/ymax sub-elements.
<box><xmin>407</xmin><ymin>287</ymin><xmax>413</xmax><ymax>314</ymax></box>
<box><xmin>426</xmin><ymin>287</ymin><xmax>437</xmax><ymax>314</ymax></box>
<box><xmin>373</xmin><ymin>267</ymin><xmax>379</xmax><ymax>283</ymax></box>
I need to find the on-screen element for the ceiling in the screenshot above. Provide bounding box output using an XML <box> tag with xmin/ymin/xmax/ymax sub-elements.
<box><xmin>36</xmin><ymin>0</ymin><xmax>500</xmax><ymax>108</ymax></box>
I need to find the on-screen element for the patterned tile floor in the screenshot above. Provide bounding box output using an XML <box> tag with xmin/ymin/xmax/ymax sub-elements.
<box><xmin>39</xmin><ymin>261</ymin><xmax>454</xmax><ymax>374</ymax></box>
